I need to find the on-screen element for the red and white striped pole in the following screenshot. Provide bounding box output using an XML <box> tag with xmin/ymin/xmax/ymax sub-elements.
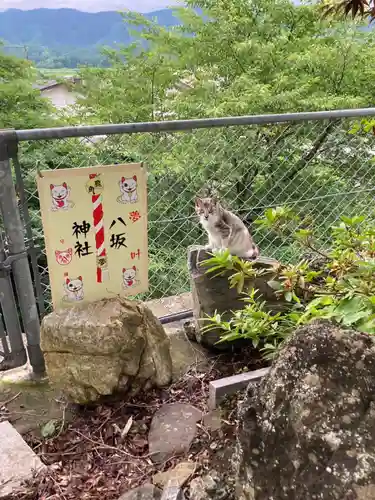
<box><xmin>88</xmin><ymin>173</ymin><xmax>109</xmax><ymax>283</ymax></box>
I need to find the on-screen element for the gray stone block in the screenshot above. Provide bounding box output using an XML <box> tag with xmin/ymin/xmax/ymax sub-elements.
<box><xmin>188</xmin><ymin>245</ymin><xmax>283</xmax><ymax>350</ymax></box>
<box><xmin>208</xmin><ymin>367</ymin><xmax>270</xmax><ymax>409</ymax></box>
<box><xmin>0</xmin><ymin>420</ymin><xmax>45</xmax><ymax>498</ymax></box>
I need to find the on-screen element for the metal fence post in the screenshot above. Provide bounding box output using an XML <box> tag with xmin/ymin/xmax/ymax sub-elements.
<box><xmin>0</xmin><ymin>130</ymin><xmax>45</xmax><ymax>375</ymax></box>
<box><xmin>0</xmin><ymin>311</ymin><xmax>10</xmax><ymax>360</ymax></box>
<box><xmin>0</xmin><ymin>229</ymin><xmax>27</xmax><ymax>370</ymax></box>
<box><xmin>13</xmin><ymin>155</ymin><xmax>45</xmax><ymax>318</ymax></box>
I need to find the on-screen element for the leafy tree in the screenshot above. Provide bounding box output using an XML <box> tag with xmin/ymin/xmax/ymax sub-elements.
<box><xmin>0</xmin><ymin>46</ymin><xmax>53</xmax><ymax>129</ymax></box>
<box><xmin>78</xmin><ymin>0</ymin><xmax>375</xmax><ymax>121</ymax></box>
<box><xmin>322</xmin><ymin>0</ymin><xmax>375</xmax><ymax>21</ymax></box>
<box><xmin>70</xmin><ymin>0</ymin><xmax>375</xmax><ymax>302</ymax></box>
<box><xmin>14</xmin><ymin>0</ymin><xmax>375</xmax><ymax>308</ymax></box>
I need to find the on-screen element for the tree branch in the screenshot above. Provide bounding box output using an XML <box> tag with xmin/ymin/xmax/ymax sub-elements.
<box><xmin>150</xmin><ymin>65</ymin><xmax>156</xmax><ymax>121</ymax></box>
<box><xmin>279</xmin><ymin>119</ymin><xmax>339</xmax><ymax>184</ymax></box>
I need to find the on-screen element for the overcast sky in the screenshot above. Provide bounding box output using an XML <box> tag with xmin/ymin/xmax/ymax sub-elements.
<box><xmin>0</xmin><ymin>0</ymin><xmax>177</xmax><ymax>12</ymax></box>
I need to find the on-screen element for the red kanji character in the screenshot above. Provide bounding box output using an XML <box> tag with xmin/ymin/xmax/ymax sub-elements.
<box><xmin>129</xmin><ymin>210</ymin><xmax>141</xmax><ymax>223</ymax></box>
<box><xmin>131</xmin><ymin>249</ymin><xmax>141</xmax><ymax>260</ymax></box>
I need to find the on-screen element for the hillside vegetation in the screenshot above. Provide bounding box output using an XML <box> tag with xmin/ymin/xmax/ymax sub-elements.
<box><xmin>0</xmin><ymin>7</ymin><xmax>178</xmax><ymax>67</ymax></box>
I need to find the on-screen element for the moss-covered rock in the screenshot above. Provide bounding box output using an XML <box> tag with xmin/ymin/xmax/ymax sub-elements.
<box><xmin>41</xmin><ymin>297</ymin><xmax>172</xmax><ymax>404</ymax></box>
<box><xmin>235</xmin><ymin>320</ymin><xmax>375</xmax><ymax>500</ymax></box>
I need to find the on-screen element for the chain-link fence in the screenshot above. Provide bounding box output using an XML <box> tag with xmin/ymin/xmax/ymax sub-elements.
<box><xmin>11</xmin><ymin>110</ymin><xmax>375</xmax><ymax>316</ymax></box>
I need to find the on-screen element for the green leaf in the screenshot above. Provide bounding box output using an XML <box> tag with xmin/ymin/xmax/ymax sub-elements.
<box><xmin>217</xmin><ymin>331</ymin><xmax>242</xmax><ymax>343</ymax></box>
<box><xmin>341</xmin><ymin>310</ymin><xmax>371</xmax><ymax>326</ymax></box>
<box><xmin>292</xmin><ymin>292</ymin><xmax>301</xmax><ymax>303</ymax></box>
<box><xmin>308</xmin><ymin>296</ymin><xmax>334</xmax><ymax>308</ymax></box>
<box><xmin>41</xmin><ymin>420</ymin><xmax>57</xmax><ymax>439</ymax></box>
<box><xmin>265</xmin><ymin>208</ymin><xmax>274</xmax><ymax>222</ymax></box>
<box><xmin>268</xmin><ymin>280</ymin><xmax>283</xmax><ymax>291</ymax></box>
<box><xmin>289</xmin><ymin>312</ymin><xmax>302</xmax><ymax>322</ymax></box>
<box><xmin>357</xmin><ymin>319</ymin><xmax>375</xmax><ymax>334</ymax></box>
<box><xmin>306</xmin><ymin>271</ymin><xmax>322</xmax><ymax>281</ymax></box>
<box><xmin>285</xmin><ymin>291</ymin><xmax>293</xmax><ymax>302</ymax></box>
<box><xmin>294</xmin><ymin>229</ymin><xmax>313</xmax><ymax>239</ymax></box>
<box><xmin>353</xmin><ymin>216</ymin><xmax>365</xmax><ymax>225</ymax></box>
<box><xmin>263</xmin><ymin>343</ymin><xmax>277</xmax><ymax>350</ymax></box>
<box><xmin>340</xmin><ymin>216</ymin><xmax>355</xmax><ymax>225</ymax></box>
<box><xmin>334</xmin><ymin>296</ymin><xmax>367</xmax><ymax>316</ymax></box>
<box><xmin>349</xmin><ymin>122</ymin><xmax>361</xmax><ymax>134</ymax></box>
<box><xmin>205</xmin><ymin>265</ymin><xmax>227</xmax><ymax>274</ymax></box>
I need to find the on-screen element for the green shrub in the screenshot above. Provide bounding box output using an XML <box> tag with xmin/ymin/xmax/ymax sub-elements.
<box><xmin>202</xmin><ymin>210</ymin><xmax>375</xmax><ymax>359</ymax></box>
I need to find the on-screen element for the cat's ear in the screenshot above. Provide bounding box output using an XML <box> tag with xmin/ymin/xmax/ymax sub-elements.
<box><xmin>50</xmin><ymin>184</ymin><xmax>54</xmax><ymax>190</ymax></box>
<box><xmin>211</xmin><ymin>196</ymin><xmax>218</xmax><ymax>206</ymax></box>
<box><xmin>195</xmin><ymin>197</ymin><xmax>203</xmax><ymax>208</ymax></box>
<box><xmin>62</xmin><ymin>182</ymin><xmax>67</xmax><ymax>189</ymax></box>
<box><xmin>133</xmin><ymin>266</ymin><xmax>136</xmax><ymax>271</ymax></box>
<box><xmin>122</xmin><ymin>268</ymin><xmax>126</xmax><ymax>273</ymax></box>
<box><xmin>66</xmin><ymin>278</ymin><xmax>70</xmax><ymax>284</ymax></box>
<box><xmin>121</xmin><ymin>177</ymin><xmax>125</xmax><ymax>183</ymax></box>
<box><xmin>133</xmin><ymin>175</ymin><xmax>137</xmax><ymax>182</ymax></box>
<box><xmin>78</xmin><ymin>276</ymin><xmax>83</xmax><ymax>281</ymax></box>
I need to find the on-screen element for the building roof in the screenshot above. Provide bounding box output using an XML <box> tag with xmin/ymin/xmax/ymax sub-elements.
<box><xmin>33</xmin><ymin>76</ymin><xmax>81</xmax><ymax>91</ymax></box>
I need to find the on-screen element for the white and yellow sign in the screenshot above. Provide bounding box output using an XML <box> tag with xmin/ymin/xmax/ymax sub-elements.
<box><xmin>37</xmin><ymin>163</ymin><xmax>148</xmax><ymax>309</ymax></box>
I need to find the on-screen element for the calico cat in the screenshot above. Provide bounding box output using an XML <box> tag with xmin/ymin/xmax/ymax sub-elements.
<box><xmin>195</xmin><ymin>197</ymin><xmax>259</xmax><ymax>259</ymax></box>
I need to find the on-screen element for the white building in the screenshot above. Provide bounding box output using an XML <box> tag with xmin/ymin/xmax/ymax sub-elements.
<box><xmin>33</xmin><ymin>77</ymin><xmax>81</xmax><ymax>110</ymax></box>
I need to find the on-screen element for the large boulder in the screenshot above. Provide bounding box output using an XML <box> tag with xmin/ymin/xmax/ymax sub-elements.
<box><xmin>41</xmin><ymin>297</ymin><xmax>172</xmax><ymax>404</ymax></box>
<box><xmin>235</xmin><ymin>320</ymin><xmax>375</xmax><ymax>500</ymax></box>
<box><xmin>188</xmin><ymin>245</ymin><xmax>283</xmax><ymax>350</ymax></box>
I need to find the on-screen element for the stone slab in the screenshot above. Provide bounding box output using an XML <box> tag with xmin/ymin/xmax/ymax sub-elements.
<box><xmin>153</xmin><ymin>462</ymin><xmax>196</xmax><ymax>489</ymax></box>
<box><xmin>208</xmin><ymin>367</ymin><xmax>270</xmax><ymax>409</ymax></box>
<box><xmin>160</xmin><ymin>480</ymin><xmax>183</xmax><ymax>500</ymax></box>
<box><xmin>202</xmin><ymin>409</ymin><xmax>222</xmax><ymax>431</ymax></box>
<box><xmin>0</xmin><ymin>420</ymin><xmax>45</xmax><ymax>498</ymax></box>
<box><xmin>167</xmin><ymin>330</ymin><xmax>211</xmax><ymax>381</ymax></box>
<box><xmin>118</xmin><ymin>483</ymin><xmax>162</xmax><ymax>500</ymax></box>
<box><xmin>0</xmin><ymin>363</ymin><xmax>73</xmax><ymax>436</ymax></box>
<box><xmin>148</xmin><ymin>403</ymin><xmax>202</xmax><ymax>464</ymax></box>
<box><xmin>146</xmin><ymin>293</ymin><xmax>193</xmax><ymax>319</ymax></box>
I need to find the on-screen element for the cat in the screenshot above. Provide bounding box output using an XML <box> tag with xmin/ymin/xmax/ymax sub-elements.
<box><xmin>63</xmin><ymin>275</ymin><xmax>84</xmax><ymax>301</ymax></box>
<box><xmin>55</xmin><ymin>248</ymin><xmax>73</xmax><ymax>266</ymax></box>
<box><xmin>122</xmin><ymin>266</ymin><xmax>138</xmax><ymax>289</ymax></box>
<box><xmin>195</xmin><ymin>197</ymin><xmax>259</xmax><ymax>259</ymax></box>
<box><xmin>50</xmin><ymin>183</ymin><xmax>74</xmax><ymax>211</ymax></box>
<box><xmin>117</xmin><ymin>175</ymin><xmax>138</xmax><ymax>204</ymax></box>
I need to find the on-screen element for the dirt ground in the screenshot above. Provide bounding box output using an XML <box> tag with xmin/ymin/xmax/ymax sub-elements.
<box><xmin>3</xmin><ymin>346</ymin><xmax>266</xmax><ymax>500</ymax></box>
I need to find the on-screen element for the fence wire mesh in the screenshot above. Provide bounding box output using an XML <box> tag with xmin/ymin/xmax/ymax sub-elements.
<box><xmin>14</xmin><ymin>116</ymin><xmax>375</xmax><ymax>315</ymax></box>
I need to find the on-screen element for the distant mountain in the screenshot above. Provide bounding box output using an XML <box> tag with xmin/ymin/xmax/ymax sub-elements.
<box><xmin>0</xmin><ymin>7</ymin><xmax>181</xmax><ymax>67</ymax></box>
<box><xmin>0</xmin><ymin>1</ymin><xmax>174</xmax><ymax>13</ymax></box>
<box><xmin>0</xmin><ymin>8</ymin><xmax>178</xmax><ymax>48</ymax></box>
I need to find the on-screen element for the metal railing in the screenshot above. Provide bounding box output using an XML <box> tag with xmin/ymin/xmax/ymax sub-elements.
<box><xmin>1</xmin><ymin>107</ymin><xmax>375</xmax><ymax>373</ymax></box>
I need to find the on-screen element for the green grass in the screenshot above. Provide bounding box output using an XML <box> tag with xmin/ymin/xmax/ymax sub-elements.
<box><xmin>37</xmin><ymin>68</ymin><xmax>78</xmax><ymax>79</ymax></box>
